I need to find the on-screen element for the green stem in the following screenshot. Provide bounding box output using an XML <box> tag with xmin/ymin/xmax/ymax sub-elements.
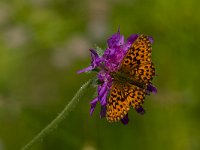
<box><xmin>21</xmin><ymin>79</ymin><xmax>93</xmax><ymax>150</ymax></box>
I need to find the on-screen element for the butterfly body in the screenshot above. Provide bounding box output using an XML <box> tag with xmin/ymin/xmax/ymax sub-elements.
<box><xmin>106</xmin><ymin>34</ymin><xmax>155</xmax><ymax>122</ymax></box>
<box><xmin>112</xmin><ymin>71</ymin><xmax>146</xmax><ymax>89</ymax></box>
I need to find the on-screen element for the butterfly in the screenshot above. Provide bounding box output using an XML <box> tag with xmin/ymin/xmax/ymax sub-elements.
<box><xmin>106</xmin><ymin>35</ymin><xmax>155</xmax><ymax>122</ymax></box>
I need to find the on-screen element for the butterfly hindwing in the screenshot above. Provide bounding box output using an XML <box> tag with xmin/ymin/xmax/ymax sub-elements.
<box><xmin>106</xmin><ymin>83</ymin><xmax>146</xmax><ymax>122</ymax></box>
<box><xmin>127</xmin><ymin>85</ymin><xmax>146</xmax><ymax>110</ymax></box>
<box><xmin>106</xmin><ymin>83</ymin><xmax>130</xmax><ymax>122</ymax></box>
<box><xmin>135</xmin><ymin>62</ymin><xmax>155</xmax><ymax>85</ymax></box>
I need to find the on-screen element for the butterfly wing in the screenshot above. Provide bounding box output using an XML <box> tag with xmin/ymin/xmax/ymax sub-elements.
<box><xmin>131</xmin><ymin>34</ymin><xmax>152</xmax><ymax>64</ymax></box>
<box><xmin>106</xmin><ymin>83</ymin><xmax>130</xmax><ymax>122</ymax></box>
<box><xmin>106</xmin><ymin>82</ymin><xmax>146</xmax><ymax>122</ymax></box>
<box><xmin>135</xmin><ymin>62</ymin><xmax>155</xmax><ymax>85</ymax></box>
<box><xmin>120</xmin><ymin>34</ymin><xmax>155</xmax><ymax>85</ymax></box>
<box><xmin>128</xmin><ymin>84</ymin><xmax>146</xmax><ymax>110</ymax></box>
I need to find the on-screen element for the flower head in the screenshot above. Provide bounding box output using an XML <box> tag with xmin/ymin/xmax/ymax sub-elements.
<box><xmin>78</xmin><ymin>30</ymin><xmax>157</xmax><ymax>124</ymax></box>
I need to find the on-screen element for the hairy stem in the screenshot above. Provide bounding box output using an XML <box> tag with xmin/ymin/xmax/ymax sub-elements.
<box><xmin>21</xmin><ymin>79</ymin><xmax>93</xmax><ymax>150</ymax></box>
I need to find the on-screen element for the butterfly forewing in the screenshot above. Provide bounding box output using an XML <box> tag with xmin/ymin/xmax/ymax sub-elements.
<box><xmin>132</xmin><ymin>35</ymin><xmax>152</xmax><ymax>64</ymax></box>
<box><xmin>119</xmin><ymin>34</ymin><xmax>152</xmax><ymax>77</ymax></box>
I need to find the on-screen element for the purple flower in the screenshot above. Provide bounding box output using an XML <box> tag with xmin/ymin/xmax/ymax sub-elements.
<box><xmin>78</xmin><ymin>30</ymin><xmax>157</xmax><ymax>124</ymax></box>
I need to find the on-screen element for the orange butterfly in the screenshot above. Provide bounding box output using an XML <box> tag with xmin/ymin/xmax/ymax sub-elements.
<box><xmin>106</xmin><ymin>35</ymin><xmax>155</xmax><ymax>122</ymax></box>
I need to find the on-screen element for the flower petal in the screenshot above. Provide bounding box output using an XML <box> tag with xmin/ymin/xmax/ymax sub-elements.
<box><xmin>100</xmin><ymin>90</ymin><xmax>108</xmax><ymax>106</ymax></box>
<box><xmin>77</xmin><ymin>49</ymin><xmax>102</xmax><ymax>74</ymax></box>
<box><xmin>107</xmin><ymin>30</ymin><xmax>124</xmax><ymax>48</ymax></box>
<box><xmin>121</xmin><ymin>114</ymin><xmax>129</xmax><ymax>125</ymax></box>
<box><xmin>147</xmin><ymin>84</ymin><xmax>157</xmax><ymax>94</ymax></box>
<box><xmin>127</xmin><ymin>34</ymin><xmax>139</xmax><ymax>44</ymax></box>
<box><xmin>90</xmin><ymin>49</ymin><xmax>99</xmax><ymax>58</ymax></box>
<box><xmin>148</xmin><ymin>36</ymin><xmax>154</xmax><ymax>44</ymax></box>
<box><xmin>90</xmin><ymin>97</ymin><xmax>98</xmax><ymax>116</ymax></box>
<box><xmin>136</xmin><ymin>107</ymin><xmax>145</xmax><ymax>115</ymax></box>
<box><xmin>90</xmin><ymin>49</ymin><xmax>102</xmax><ymax>67</ymax></box>
<box><xmin>98</xmin><ymin>83</ymin><xmax>107</xmax><ymax>97</ymax></box>
<box><xmin>100</xmin><ymin>105</ymin><xmax>106</xmax><ymax>118</ymax></box>
<box><xmin>77</xmin><ymin>66</ymin><xmax>93</xmax><ymax>74</ymax></box>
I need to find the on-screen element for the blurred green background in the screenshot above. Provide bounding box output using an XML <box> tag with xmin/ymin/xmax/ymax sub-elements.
<box><xmin>0</xmin><ymin>0</ymin><xmax>200</xmax><ymax>149</ymax></box>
